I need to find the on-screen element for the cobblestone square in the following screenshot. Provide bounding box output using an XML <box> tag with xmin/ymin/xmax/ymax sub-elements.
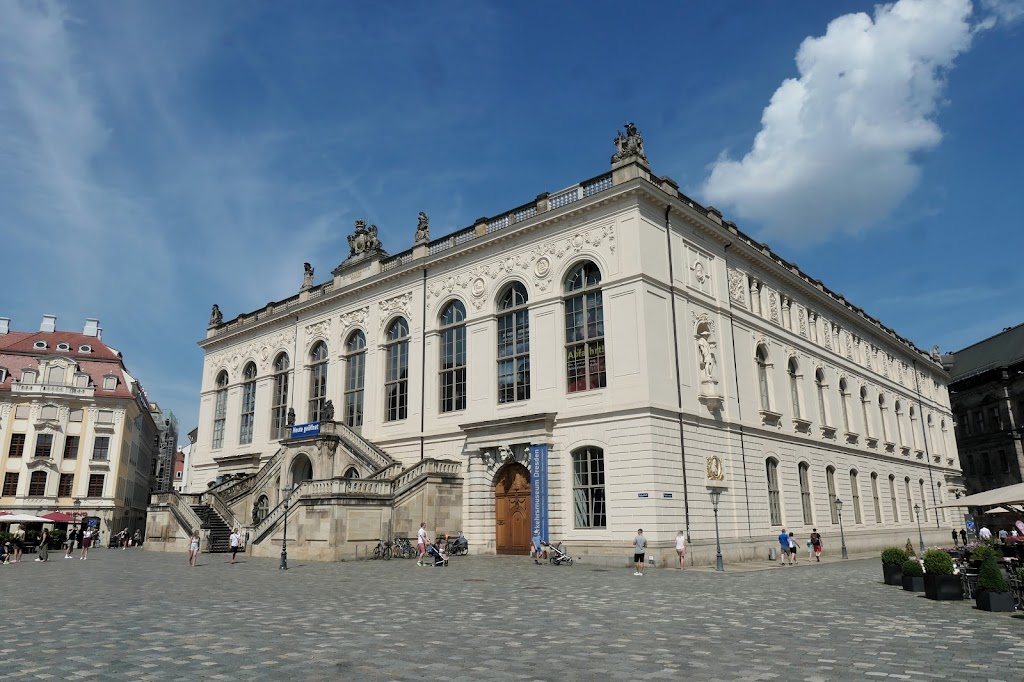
<box><xmin>2</xmin><ymin>549</ymin><xmax>1022</xmax><ymax>681</ymax></box>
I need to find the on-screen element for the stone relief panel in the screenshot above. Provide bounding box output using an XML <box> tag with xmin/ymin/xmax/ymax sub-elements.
<box><xmin>686</xmin><ymin>246</ymin><xmax>714</xmax><ymax>297</ymax></box>
<box><xmin>338</xmin><ymin>307</ymin><xmax>369</xmax><ymax>336</ymax></box>
<box><xmin>379</xmin><ymin>292</ymin><xmax>414</xmax><ymax>321</ymax></box>
<box><xmin>727</xmin><ymin>268</ymin><xmax>747</xmax><ymax>308</ymax></box>
<box><xmin>798</xmin><ymin>307</ymin><xmax>807</xmax><ymax>337</ymax></box>
<box><xmin>768</xmin><ymin>291</ymin><xmax>779</xmax><ymax>323</ymax></box>
<box><xmin>206</xmin><ymin>327</ymin><xmax>297</xmax><ymax>381</ymax></box>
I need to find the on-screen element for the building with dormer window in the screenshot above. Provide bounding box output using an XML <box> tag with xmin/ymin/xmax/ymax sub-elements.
<box><xmin>0</xmin><ymin>316</ymin><xmax>158</xmax><ymax>536</ymax></box>
<box><xmin>150</xmin><ymin>126</ymin><xmax>960</xmax><ymax>564</ymax></box>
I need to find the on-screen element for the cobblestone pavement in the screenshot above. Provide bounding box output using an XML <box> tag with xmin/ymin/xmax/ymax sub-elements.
<box><xmin>2</xmin><ymin>549</ymin><xmax>1022</xmax><ymax>681</ymax></box>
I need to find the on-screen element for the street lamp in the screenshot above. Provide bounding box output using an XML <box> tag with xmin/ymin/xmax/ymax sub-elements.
<box><xmin>835</xmin><ymin>497</ymin><xmax>848</xmax><ymax>559</ymax></box>
<box><xmin>279</xmin><ymin>483</ymin><xmax>295</xmax><ymax>570</ymax></box>
<box><xmin>914</xmin><ymin>503</ymin><xmax>925</xmax><ymax>554</ymax></box>
<box><xmin>709</xmin><ymin>487</ymin><xmax>724</xmax><ymax>572</ymax></box>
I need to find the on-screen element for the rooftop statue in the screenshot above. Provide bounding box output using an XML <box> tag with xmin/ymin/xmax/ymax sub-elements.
<box><xmin>414</xmin><ymin>211</ymin><xmax>430</xmax><ymax>245</ymax></box>
<box><xmin>612</xmin><ymin>122</ymin><xmax>647</xmax><ymax>164</ymax></box>
<box><xmin>208</xmin><ymin>304</ymin><xmax>223</xmax><ymax>328</ymax></box>
<box><xmin>301</xmin><ymin>262</ymin><xmax>314</xmax><ymax>290</ymax></box>
<box><xmin>346</xmin><ymin>219</ymin><xmax>384</xmax><ymax>259</ymax></box>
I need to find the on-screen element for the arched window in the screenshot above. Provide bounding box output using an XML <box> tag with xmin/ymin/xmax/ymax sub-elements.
<box><xmin>343</xmin><ymin>467</ymin><xmax>360</xmax><ymax>479</ymax></box>
<box><xmin>239</xmin><ymin>362</ymin><xmax>257</xmax><ymax>445</ymax></box>
<box><xmin>212</xmin><ymin>370</ymin><xmax>228</xmax><ymax>449</ymax></box>
<box><xmin>919</xmin><ymin>479</ymin><xmax>928</xmax><ymax>522</ymax></box>
<box><xmin>850</xmin><ymin>470</ymin><xmax>862</xmax><ymax>524</ymax></box>
<box><xmin>766</xmin><ymin>458</ymin><xmax>782</xmax><ymax>526</ymax></box>
<box><xmin>939</xmin><ymin>419</ymin><xmax>947</xmax><ymax>457</ymax></box>
<box><xmin>839</xmin><ymin>378</ymin><xmax>851</xmax><ymax>432</ymax></box>
<box><xmin>826</xmin><ymin>466</ymin><xmax>838</xmax><ymax>524</ymax></box>
<box><xmin>308</xmin><ymin>341</ymin><xmax>329</xmax><ymax>423</ymax></box>
<box><xmin>270</xmin><ymin>353</ymin><xmax>290</xmax><ymax>440</ymax></box>
<box><xmin>344</xmin><ymin>331</ymin><xmax>366</xmax><ymax>427</ymax></box>
<box><xmin>815</xmin><ymin>369</ymin><xmax>828</xmax><ymax>426</ymax></box>
<box><xmin>756</xmin><ymin>345</ymin><xmax>771</xmax><ymax>411</ymax></box>
<box><xmin>909</xmin><ymin>406</ymin><xmax>920</xmax><ymax>449</ymax></box>
<box><xmin>497</xmin><ymin>282</ymin><xmax>530</xmax><ymax>403</ymax></box>
<box><xmin>877</xmin><ymin>394</ymin><xmax>888</xmax><ymax>443</ymax></box>
<box><xmin>253</xmin><ymin>495</ymin><xmax>269</xmax><ymax>525</ymax></box>
<box><xmin>888</xmin><ymin>474</ymin><xmax>900</xmax><ymax>522</ymax></box>
<box><xmin>385</xmin><ymin>318</ymin><xmax>410</xmax><ymax>421</ymax></box>
<box><xmin>798</xmin><ymin>462</ymin><xmax>813</xmax><ymax>525</ymax></box>
<box><xmin>788</xmin><ymin>357</ymin><xmax>801</xmax><ymax>419</ymax></box>
<box><xmin>904</xmin><ymin>476</ymin><xmax>914</xmax><ymax>521</ymax></box>
<box><xmin>28</xmin><ymin>470</ymin><xmax>47</xmax><ymax>496</ymax></box>
<box><xmin>439</xmin><ymin>301</ymin><xmax>467</xmax><ymax>412</ymax></box>
<box><xmin>572</xmin><ymin>446</ymin><xmax>606</xmax><ymax>528</ymax></box>
<box><xmin>894</xmin><ymin>400</ymin><xmax>904</xmax><ymax>446</ymax></box>
<box><xmin>871</xmin><ymin>473</ymin><xmax>882</xmax><ymax>523</ymax></box>
<box><xmin>860</xmin><ymin>386</ymin><xmax>871</xmax><ymax>437</ymax></box>
<box><xmin>564</xmin><ymin>261</ymin><xmax>606</xmax><ymax>393</ymax></box>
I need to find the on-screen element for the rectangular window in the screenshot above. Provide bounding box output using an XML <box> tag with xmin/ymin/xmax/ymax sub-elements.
<box><xmin>93</xmin><ymin>436</ymin><xmax>110</xmax><ymax>461</ymax></box>
<box><xmin>34</xmin><ymin>433</ymin><xmax>54</xmax><ymax>458</ymax></box>
<box><xmin>572</xmin><ymin>448</ymin><xmax>606</xmax><ymax>528</ymax></box>
<box><xmin>15</xmin><ymin>404</ymin><xmax>29</xmax><ymax>419</ymax></box>
<box><xmin>58</xmin><ymin>473</ymin><xmax>74</xmax><ymax>497</ymax></box>
<box><xmin>272</xmin><ymin>372</ymin><xmax>291</xmax><ymax>438</ymax></box>
<box><xmin>767</xmin><ymin>460</ymin><xmax>782</xmax><ymax>526</ymax></box>
<box><xmin>9</xmin><ymin>433</ymin><xmax>26</xmax><ymax>457</ymax></box>
<box><xmin>2</xmin><ymin>472</ymin><xmax>18</xmax><ymax>496</ymax></box>
<box><xmin>982</xmin><ymin>452</ymin><xmax>992</xmax><ymax>475</ymax></box>
<box><xmin>239</xmin><ymin>381</ymin><xmax>256</xmax><ymax>445</ymax></box>
<box><xmin>565</xmin><ymin>290</ymin><xmax>606</xmax><ymax>393</ymax></box>
<box><xmin>28</xmin><ymin>472</ymin><xmax>47</xmax><ymax>496</ymax></box>
<box><xmin>62</xmin><ymin>435</ymin><xmax>80</xmax><ymax>459</ymax></box>
<box><xmin>975</xmin><ymin>411</ymin><xmax>984</xmax><ymax>432</ymax></box>
<box><xmin>69</xmin><ymin>409</ymin><xmax>83</xmax><ymax>422</ymax></box>
<box><xmin>871</xmin><ymin>475</ymin><xmax>882</xmax><ymax>524</ymax></box>
<box><xmin>827</xmin><ymin>469</ymin><xmax>838</xmax><ymax>524</ymax></box>
<box><xmin>497</xmin><ymin>307</ymin><xmax>530</xmax><ymax>403</ymax></box>
<box><xmin>990</xmin><ymin>407</ymin><xmax>1002</xmax><ymax>430</ymax></box>
<box><xmin>799</xmin><ymin>465</ymin><xmax>813</xmax><ymax>525</ymax></box>
<box><xmin>87</xmin><ymin>474</ymin><xmax>105</xmax><ymax>497</ymax></box>
<box><xmin>965</xmin><ymin>453</ymin><xmax>974</xmax><ymax>475</ymax></box>
<box><xmin>850</xmin><ymin>472</ymin><xmax>862</xmax><ymax>524</ymax></box>
<box><xmin>889</xmin><ymin>477</ymin><xmax>899</xmax><ymax>522</ymax></box>
<box><xmin>98</xmin><ymin>409</ymin><xmax>113</xmax><ymax>423</ymax></box>
<box><xmin>1000</xmin><ymin>450</ymin><xmax>1010</xmax><ymax>474</ymax></box>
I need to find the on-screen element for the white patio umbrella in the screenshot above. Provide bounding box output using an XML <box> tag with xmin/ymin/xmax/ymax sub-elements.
<box><xmin>0</xmin><ymin>513</ymin><xmax>51</xmax><ymax>523</ymax></box>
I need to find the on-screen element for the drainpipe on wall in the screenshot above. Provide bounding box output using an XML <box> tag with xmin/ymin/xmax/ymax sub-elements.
<box><xmin>723</xmin><ymin>242</ymin><xmax>753</xmax><ymax>537</ymax></box>
<box><xmin>912</xmin><ymin>358</ymin><xmax>940</xmax><ymax>528</ymax></box>
<box><xmin>664</xmin><ymin>205</ymin><xmax>692</xmax><ymax>544</ymax></box>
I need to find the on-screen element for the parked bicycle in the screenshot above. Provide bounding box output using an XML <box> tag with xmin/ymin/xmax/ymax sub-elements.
<box><xmin>443</xmin><ymin>532</ymin><xmax>469</xmax><ymax>556</ymax></box>
<box><xmin>372</xmin><ymin>539</ymin><xmax>392</xmax><ymax>560</ymax></box>
<box><xmin>393</xmin><ymin>537</ymin><xmax>414</xmax><ymax>559</ymax></box>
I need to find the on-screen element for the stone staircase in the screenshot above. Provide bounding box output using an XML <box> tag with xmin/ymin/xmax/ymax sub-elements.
<box><xmin>190</xmin><ymin>504</ymin><xmax>232</xmax><ymax>553</ymax></box>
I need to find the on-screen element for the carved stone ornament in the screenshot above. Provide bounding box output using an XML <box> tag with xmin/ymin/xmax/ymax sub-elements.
<box><xmin>798</xmin><ymin>307</ymin><xmax>807</xmax><ymax>337</ymax></box>
<box><xmin>305</xmin><ymin>319</ymin><xmax>331</xmax><ymax>344</ymax></box>
<box><xmin>414</xmin><ymin>212</ymin><xmax>430</xmax><ymax>246</ymax></box>
<box><xmin>339</xmin><ymin>307</ymin><xmax>369</xmax><ymax>334</ymax></box>
<box><xmin>208</xmin><ymin>304</ymin><xmax>223</xmax><ymax>329</ymax></box>
<box><xmin>692</xmin><ymin>260</ymin><xmax>707</xmax><ymax>285</ymax></box>
<box><xmin>206</xmin><ymin>328</ymin><xmax>296</xmax><ymax>380</ymax></box>
<box><xmin>611</xmin><ymin>122</ymin><xmax>647</xmax><ymax>164</ymax></box>
<box><xmin>768</xmin><ymin>292</ymin><xmax>779</xmax><ymax>323</ymax></box>
<box><xmin>690</xmin><ymin>311</ymin><xmax>716</xmax><ymax>336</ymax></box>
<box><xmin>344</xmin><ymin>219</ymin><xmax>386</xmax><ymax>261</ymax></box>
<box><xmin>727</xmin><ymin>269</ymin><xmax>747</xmax><ymax>307</ymax></box>
<box><xmin>706</xmin><ymin>455</ymin><xmax>725</xmax><ymax>481</ymax></box>
<box><xmin>534</xmin><ymin>256</ymin><xmax>551</xmax><ymax>279</ymax></box>
<box><xmin>379</xmin><ymin>292</ymin><xmax>413</xmax><ymax>319</ymax></box>
<box><xmin>301</xmin><ymin>262</ymin><xmax>314</xmax><ymax>291</ymax></box>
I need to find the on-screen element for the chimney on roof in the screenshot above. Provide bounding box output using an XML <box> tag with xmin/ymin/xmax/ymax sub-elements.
<box><xmin>97</xmin><ymin>327</ymin><xmax>103</xmax><ymax>341</ymax></box>
<box><xmin>83</xmin><ymin>318</ymin><xmax>99</xmax><ymax>337</ymax></box>
<box><xmin>40</xmin><ymin>314</ymin><xmax>57</xmax><ymax>333</ymax></box>
<box><xmin>0</xmin><ymin>317</ymin><xmax>9</xmax><ymax>335</ymax></box>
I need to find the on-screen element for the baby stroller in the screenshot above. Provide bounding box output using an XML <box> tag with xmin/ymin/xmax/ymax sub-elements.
<box><xmin>425</xmin><ymin>541</ymin><xmax>449</xmax><ymax>567</ymax></box>
<box><xmin>548</xmin><ymin>541</ymin><xmax>573</xmax><ymax>566</ymax></box>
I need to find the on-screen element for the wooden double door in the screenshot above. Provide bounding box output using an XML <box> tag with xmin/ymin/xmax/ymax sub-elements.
<box><xmin>494</xmin><ymin>462</ymin><xmax>531</xmax><ymax>554</ymax></box>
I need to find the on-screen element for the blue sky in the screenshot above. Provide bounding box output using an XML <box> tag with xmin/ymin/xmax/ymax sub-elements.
<box><xmin>1</xmin><ymin>0</ymin><xmax>1022</xmax><ymax>443</ymax></box>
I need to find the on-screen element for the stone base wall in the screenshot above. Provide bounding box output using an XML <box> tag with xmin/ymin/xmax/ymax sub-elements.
<box><xmin>143</xmin><ymin>504</ymin><xmax>191</xmax><ymax>554</ymax></box>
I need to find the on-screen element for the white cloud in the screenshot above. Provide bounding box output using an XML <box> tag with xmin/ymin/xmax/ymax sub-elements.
<box><xmin>980</xmin><ymin>0</ymin><xmax>1024</xmax><ymax>26</ymax></box>
<box><xmin>701</xmin><ymin>0</ymin><xmax>978</xmax><ymax>242</ymax></box>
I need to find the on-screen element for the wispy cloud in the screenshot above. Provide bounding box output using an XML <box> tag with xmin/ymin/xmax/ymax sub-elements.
<box><xmin>701</xmin><ymin>0</ymin><xmax>980</xmax><ymax>243</ymax></box>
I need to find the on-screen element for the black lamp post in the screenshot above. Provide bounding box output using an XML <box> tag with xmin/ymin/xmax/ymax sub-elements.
<box><xmin>836</xmin><ymin>497</ymin><xmax>848</xmax><ymax>559</ymax></box>
<box><xmin>279</xmin><ymin>484</ymin><xmax>294</xmax><ymax>570</ymax></box>
<box><xmin>914</xmin><ymin>503</ymin><xmax>925</xmax><ymax>554</ymax></box>
<box><xmin>709</xmin><ymin>487</ymin><xmax>724</xmax><ymax>572</ymax></box>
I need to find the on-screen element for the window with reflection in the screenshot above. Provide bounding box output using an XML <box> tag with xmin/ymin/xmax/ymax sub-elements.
<box><xmin>827</xmin><ymin>466</ymin><xmax>838</xmax><ymax>524</ymax></box>
<box><xmin>799</xmin><ymin>462</ymin><xmax>813</xmax><ymax>525</ymax></box>
<box><xmin>564</xmin><ymin>261</ymin><xmax>605</xmax><ymax>393</ymax></box>
<box><xmin>572</xmin><ymin>447</ymin><xmax>606</xmax><ymax>528</ymax></box>
<box><xmin>212</xmin><ymin>371</ymin><xmax>228</xmax><ymax>449</ymax></box>
<box><xmin>439</xmin><ymin>301</ymin><xmax>467</xmax><ymax>412</ymax></box>
<box><xmin>270</xmin><ymin>353</ymin><xmax>290</xmax><ymax>439</ymax></box>
<box><xmin>239</xmin><ymin>362</ymin><xmax>257</xmax><ymax>445</ymax></box>
<box><xmin>385</xmin><ymin>318</ymin><xmax>410</xmax><ymax>421</ymax></box>
<box><xmin>497</xmin><ymin>282</ymin><xmax>530</xmax><ymax>403</ymax></box>
<box><xmin>757</xmin><ymin>345</ymin><xmax>771</xmax><ymax>411</ymax></box>
<box><xmin>344</xmin><ymin>331</ymin><xmax>366</xmax><ymax>427</ymax></box>
<box><xmin>308</xmin><ymin>341</ymin><xmax>329</xmax><ymax>422</ymax></box>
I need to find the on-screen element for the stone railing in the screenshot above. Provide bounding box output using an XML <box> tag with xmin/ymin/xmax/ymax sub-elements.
<box><xmin>380</xmin><ymin>249</ymin><xmax>414</xmax><ymax>272</ymax></box>
<box><xmin>428</xmin><ymin>226</ymin><xmax>477</xmax><ymax>256</ymax></box>
<box><xmin>392</xmin><ymin>458</ymin><xmax>461</xmax><ymax>496</ymax></box>
<box><xmin>333</xmin><ymin>422</ymin><xmax>397</xmax><ymax>474</ymax></box>
<box><xmin>207</xmin><ymin>473</ymin><xmax>255</xmax><ymax>501</ymax></box>
<box><xmin>12</xmin><ymin>383</ymin><xmax>95</xmax><ymax>398</ymax></box>
<box><xmin>155</xmin><ymin>490</ymin><xmax>204</xmax><ymax>535</ymax></box>
<box><xmin>244</xmin><ymin>448</ymin><xmax>285</xmax><ymax>499</ymax></box>
<box><xmin>250</xmin><ymin>483</ymin><xmax>302</xmax><ymax>542</ymax></box>
<box><xmin>368</xmin><ymin>462</ymin><xmax>403</xmax><ymax>480</ymax></box>
<box><xmin>302</xmin><ymin>478</ymin><xmax>393</xmax><ymax>498</ymax></box>
<box><xmin>202</xmin><ymin>488</ymin><xmax>244</xmax><ymax>531</ymax></box>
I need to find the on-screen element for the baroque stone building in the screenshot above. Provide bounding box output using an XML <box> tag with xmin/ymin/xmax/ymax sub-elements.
<box><xmin>148</xmin><ymin>126</ymin><xmax>959</xmax><ymax>564</ymax></box>
<box><xmin>1</xmin><ymin>316</ymin><xmax>158</xmax><ymax>536</ymax></box>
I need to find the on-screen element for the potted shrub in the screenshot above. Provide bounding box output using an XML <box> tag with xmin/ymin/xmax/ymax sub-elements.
<box><xmin>881</xmin><ymin>547</ymin><xmax>909</xmax><ymax>585</ymax></box>
<box><xmin>975</xmin><ymin>553</ymin><xmax>1014</xmax><ymax>612</ymax></box>
<box><xmin>923</xmin><ymin>549</ymin><xmax>963</xmax><ymax>601</ymax></box>
<box><xmin>902</xmin><ymin>559</ymin><xmax>925</xmax><ymax>592</ymax></box>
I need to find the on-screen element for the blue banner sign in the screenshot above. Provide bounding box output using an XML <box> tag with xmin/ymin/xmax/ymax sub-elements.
<box><xmin>529</xmin><ymin>444</ymin><xmax>549</xmax><ymax>543</ymax></box>
<box><xmin>290</xmin><ymin>422</ymin><xmax>320</xmax><ymax>439</ymax></box>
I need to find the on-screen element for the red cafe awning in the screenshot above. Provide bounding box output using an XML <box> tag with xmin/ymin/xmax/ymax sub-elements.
<box><xmin>41</xmin><ymin>511</ymin><xmax>76</xmax><ymax>523</ymax></box>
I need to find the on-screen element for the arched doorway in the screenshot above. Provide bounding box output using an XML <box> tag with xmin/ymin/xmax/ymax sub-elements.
<box><xmin>494</xmin><ymin>462</ymin><xmax>531</xmax><ymax>554</ymax></box>
<box><xmin>290</xmin><ymin>453</ymin><xmax>313</xmax><ymax>487</ymax></box>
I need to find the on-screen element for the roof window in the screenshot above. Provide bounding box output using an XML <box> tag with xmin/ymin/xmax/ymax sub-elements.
<box><xmin>57</xmin><ymin>342</ymin><xmax>70</xmax><ymax>352</ymax></box>
<box><xmin>79</xmin><ymin>344</ymin><xmax>92</xmax><ymax>353</ymax></box>
<box><xmin>34</xmin><ymin>341</ymin><xmax>48</xmax><ymax>349</ymax></box>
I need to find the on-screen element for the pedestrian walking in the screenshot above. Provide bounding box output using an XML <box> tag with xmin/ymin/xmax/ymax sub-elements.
<box><xmin>416</xmin><ymin>522</ymin><xmax>429</xmax><ymax>566</ymax></box>
<box><xmin>95</xmin><ymin>529</ymin><xmax>102</xmax><ymax>549</ymax></box>
<box><xmin>229</xmin><ymin>527</ymin><xmax>240</xmax><ymax>564</ymax></box>
<box><xmin>65</xmin><ymin>528</ymin><xmax>78</xmax><ymax>559</ymax></box>
<box><xmin>998</xmin><ymin>528</ymin><xmax>1008</xmax><ymax>543</ymax></box>
<box><xmin>952</xmin><ymin>529</ymin><xmax>959</xmax><ymax>547</ymax></box>
<box><xmin>806</xmin><ymin>538</ymin><xmax>814</xmax><ymax>560</ymax></box>
<box><xmin>12</xmin><ymin>527</ymin><xmax>25</xmax><ymax>562</ymax></box>
<box><xmin>133</xmin><ymin>529</ymin><xmax>142</xmax><ymax>547</ymax></box>
<box><xmin>778</xmin><ymin>529</ymin><xmax>792</xmax><ymax>566</ymax></box>
<box><xmin>36</xmin><ymin>528</ymin><xmax>50</xmax><ymax>562</ymax></box>
<box><xmin>675</xmin><ymin>530</ymin><xmax>686</xmax><ymax>569</ymax></box>
<box><xmin>80</xmin><ymin>527</ymin><xmax>93</xmax><ymax>560</ymax></box>
<box><xmin>189</xmin><ymin>530</ymin><xmax>200</xmax><ymax>567</ymax></box>
<box><xmin>979</xmin><ymin>526</ymin><xmax>992</xmax><ymax>540</ymax></box>
<box><xmin>119</xmin><ymin>528</ymin><xmax>128</xmax><ymax>550</ymax></box>
<box><xmin>633</xmin><ymin>528</ymin><xmax>647</xmax><ymax>576</ymax></box>
<box><xmin>959</xmin><ymin>528</ymin><xmax>968</xmax><ymax>546</ymax></box>
<box><xmin>532</xmin><ymin>531</ymin><xmax>543</xmax><ymax>565</ymax></box>
<box><xmin>810</xmin><ymin>528</ymin><xmax>823</xmax><ymax>561</ymax></box>
<box><xmin>788</xmin><ymin>532</ymin><xmax>799</xmax><ymax>565</ymax></box>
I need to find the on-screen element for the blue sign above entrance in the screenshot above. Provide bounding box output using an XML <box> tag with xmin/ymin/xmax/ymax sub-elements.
<box><xmin>290</xmin><ymin>422</ymin><xmax>320</xmax><ymax>439</ymax></box>
<box><xmin>530</xmin><ymin>445</ymin><xmax>549</xmax><ymax>543</ymax></box>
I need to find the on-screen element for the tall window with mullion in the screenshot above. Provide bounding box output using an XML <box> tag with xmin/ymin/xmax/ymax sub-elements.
<box><xmin>34</xmin><ymin>433</ymin><xmax>54</xmax><ymax>458</ymax></box>
<box><xmin>572</xmin><ymin>446</ymin><xmax>606</xmax><ymax>528</ymax></box>
<box><xmin>239</xmin><ymin>362</ymin><xmax>257</xmax><ymax>445</ymax></box>
<box><xmin>798</xmin><ymin>462</ymin><xmax>813</xmax><ymax>525</ymax></box>
<box><xmin>788</xmin><ymin>357</ymin><xmax>801</xmax><ymax>419</ymax></box>
<box><xmin>212</xmin><ymin>370</ymin><xmax>228</xmax><ymax>449</ymax></box>
<box><xmin>564</xmin><ymin>261</ymin><xmax>606</xmax><ymax>393</ymax></box>
<box><xmin>497</xmin><ymin>282</ymin><xmax>530</xmax><ymax>403</ymax></box>
<box><xmin>766</xmin><ymin>458</ymin><xmax>782</xmax><ymax>525</ymax></box>
<box><xmin>270</xmin><ymin>353</ymin><xmax>290</xmax><ymax>439</ymax></box>
<box><xmin>439</xmin><ymin>301</ymin><xmax>467</xmax><ymax>412</ymax></box>
<box><xmin>756</xmin><ymin>345</ymin><xmax>771</xmax><ymax>411</ymax></box>
<box><xmin>344</xmin><ymin>331</ymin><xmax>366</xmax><ymax>427</ymax></box>
<box><xmin>385</xmin><ymin>318</ymin><xmax>410</xmax><ymax>421</ymax></box>
<box><xmin>826</xmin><ymin>466</ymin><xmax>838</xmax><ymax>523</ymax></box>
<box><xmin>308</xmin><ymin>341</ymin><xmax>329</xmax><ymax>422</ymax></box>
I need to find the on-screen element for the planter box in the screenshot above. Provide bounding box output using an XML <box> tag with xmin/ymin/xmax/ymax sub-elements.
<box><xmin>883</xmin><ymin>563</ymin><xmax>904</xmax><ymax>585</ymax></box>
<box><xmin>975</xmin><ymin>590</ymin><xmax>1015</xmax><ymax>612</ymax></box>
<box><xmin>924</xmin><ymin>574</ymin><xmax>963</xmax><ymax>601</ymax></box>
<box><xmin>902</xmin><ymin>575</ymin><xmax>925</xmax><ymax>592</ymax></box>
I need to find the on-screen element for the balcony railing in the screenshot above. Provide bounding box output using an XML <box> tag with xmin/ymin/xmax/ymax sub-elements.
<box><xmin>11</xmin><ymin>383</ymin><xmax>95</xmax><ymax>397</ymax></box>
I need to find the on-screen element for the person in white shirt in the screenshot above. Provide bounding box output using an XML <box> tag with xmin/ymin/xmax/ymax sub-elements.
<box><xmin>229</xmin><ymin>528</ymin><xmax>240</xmax><ymax>564</ymax></box>
<box><xmin>416</xmin><ymin>522</ymin><xmax>429</xmax><ymax>566</ymax></box>
<box><xmin>675</xmin><ymin>530</ymin><xmax>686</xmax><ymax>570</ymax></box>
<box><xmin>979</xmin><ymin>526</ymin><xmax>992</xmax><ymax>540</ymax></box>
